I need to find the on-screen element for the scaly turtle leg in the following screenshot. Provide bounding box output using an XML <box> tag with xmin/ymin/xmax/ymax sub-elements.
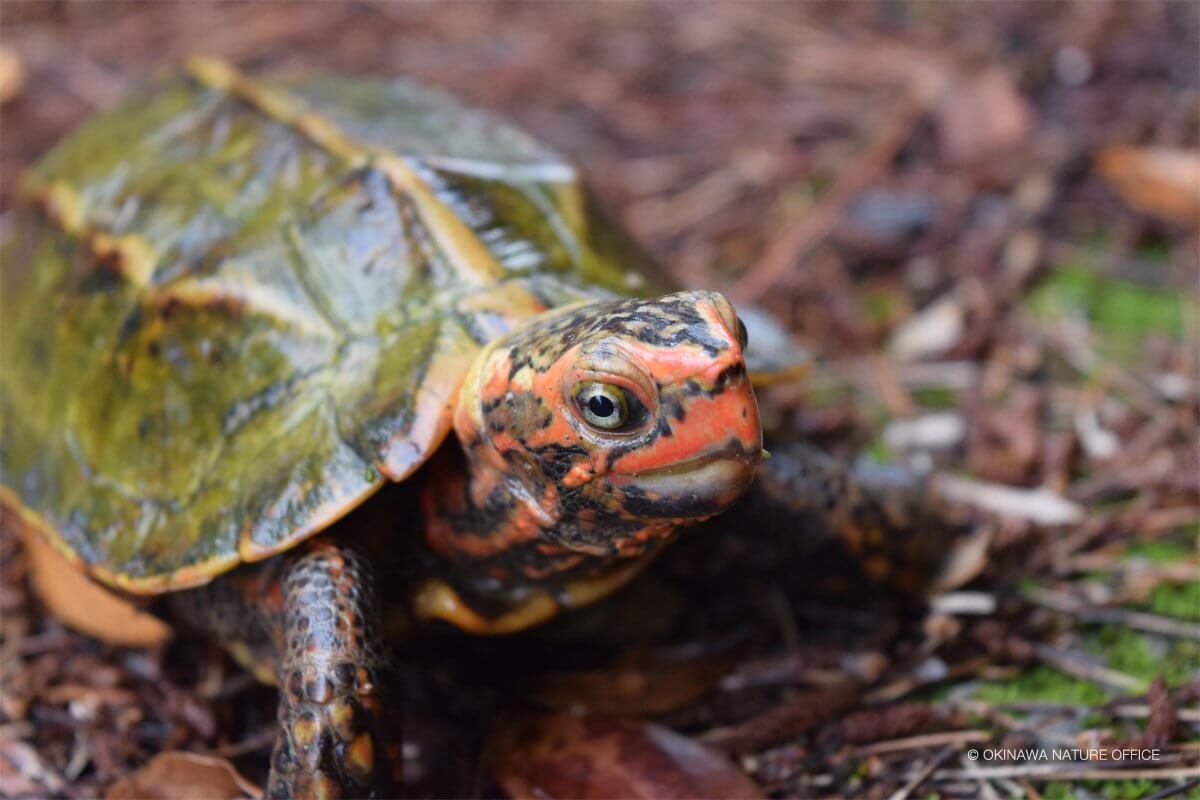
<box><xmin>170</xmin><ymin>540</ymin><xmax>393</xmax><ymax>799</ymax></box>
<box><xmin>746</xmin><ymin>439</ymin><xmax>960</xmax><ymax>593</ymax></box>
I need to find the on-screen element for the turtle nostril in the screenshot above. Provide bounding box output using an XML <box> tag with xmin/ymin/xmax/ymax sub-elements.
<box><xmin>702</xmin><ymin>292</ymin><xmax>741</xmax><ymax>342</ymax></box>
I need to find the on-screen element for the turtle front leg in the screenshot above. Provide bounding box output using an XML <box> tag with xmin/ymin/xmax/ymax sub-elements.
<box><xmin>170</xmin><ymin>540</ymin><xmax>394</xmax><ymax>799</ymax></box>
<box><xmin>745</xmin><ymin>440</ymin><xmax>961</xmax><ymax>593</ymax></box>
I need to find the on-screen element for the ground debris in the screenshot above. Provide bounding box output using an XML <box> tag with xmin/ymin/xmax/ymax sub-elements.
<box><xmin>701</xmin><ymin>684</ymin><xmax>861</xmax><ymax>754</ymax></box>
<box><xmin>0</xmin><ymin>739</ymin><xmax>68</xmax><ymax>799</ymax></box>
<box><xmin>935</xmin><ymin>68</ymin><xmax>1035</xmax><ymax>165</ymax></box>
<box><xmin>822</xmin><ymin>703</ymin><xmax>939</xmax><ymax>747</ymax></box>
<box><xmin>492</xmin><ymin>711</ymin><xmax>763</xmax><ymax>800</ymax></box>
<box><xmin>1096</xmin><ymin>147</ymin><xmax>1200</xmax><ymax>228</ymax></box>
<box><xmin>105</xmin><ymin>751</ymin><xmax>260</xmax><ymax>800</ymax></box>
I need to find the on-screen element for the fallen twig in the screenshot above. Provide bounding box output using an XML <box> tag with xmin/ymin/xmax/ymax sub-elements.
<box><xmin>888</xmin><ymin>746</ymin><xmax>956</xmax><ymax>800</ymax></box>
<box><xmin>933</xmin><ymin>475</ymin><xmax>1084</xmax><ymax>525</ymax></box>
<box><xmin>866</xmin><ymin>657</ymin><xmax>992</xmax><ymax>704</ymax></box>
<box><xmin>934</xmin><ymin>764</ymin><xmax>1200</xmax><ymax>782</ymax></box>
<box><xmin>702</xmin><ymin>684</ymin><xmax>860</xmax><ymax>752</ymax></box>
<box><xmin>1031</xmin><ymin>643</ymin><xmax>1146</xmax><ymax>693</ymax></box>
<box><xmin>1142</xmin><ymin>778</ymin><xmax>1200</xmax><ymax>800</ymax></box>
<box><xmin>1023</xmin><ymin>586</ymin><xmax>1200</xmax><ymax>639</ymax></box>
<box><xmin>1075</xmin><ymin>608</ymin><xmax>1200</xmax><ymax>641</ymax></box>
<box><xmin>856</xmin><ymin>729</ymin><xmax>992</xmax><ymax>757</ymax></box>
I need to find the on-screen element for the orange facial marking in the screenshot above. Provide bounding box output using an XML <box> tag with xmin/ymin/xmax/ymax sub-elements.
<box><xmin>421</xmin><ymin>451</ymin><xmax>557</xmax><ymax>560</ymax></box>
<box><xmin>561</xmin><ymin>463</ymin><xmax>594</xmax><ymax>489</ymax></box>
<box><xmin>613</xmin><ymin>380</ymin><xmax>760</xmax><ymax>476</ymax></box>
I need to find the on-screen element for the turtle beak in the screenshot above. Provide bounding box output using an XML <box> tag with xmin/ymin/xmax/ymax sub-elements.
<box><xmin>614</xmin><ymin>444</ymin><xmax>759</xmax><ymax>513</ymax></box>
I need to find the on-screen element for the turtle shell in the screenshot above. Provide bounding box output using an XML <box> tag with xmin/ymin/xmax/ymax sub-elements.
<box><xmin>0</xmin><ymin>58</ymin><xmax>648</xmax><ymax>594</ymax></box>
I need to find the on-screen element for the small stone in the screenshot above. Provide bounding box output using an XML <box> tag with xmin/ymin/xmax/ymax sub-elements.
<box><xmin>0</xmin><ymin>47</ymin><xmax>23</xmax><ymax>105</ymax></box>
<box><xmin>1053</xmin><ymin>46</ymin><xmax>1093</xmax><ymax>86</ymax></box>
<box><xmin>846</xmin><ymin>188</ymin><xmax>937</xmax><ymax>244</ymax></box>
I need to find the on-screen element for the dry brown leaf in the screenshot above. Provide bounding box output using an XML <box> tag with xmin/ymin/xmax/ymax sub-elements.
<box><xmin>493</xmin><ymin>711</ymin><xmax>764</xmax><ymax>800</ymax></box>
<box><xmin>528</xmin><ymin>661</ymin><xmax>728</xmax><ymax>716</ymax></box>
<box><xmin>936</xmin><ymin>68</ymin><xmax>1034</xmax><ymax>164</ymax></box>
<box><xmin>889</xmin><ymin>294</ymin><xmax>965</xmax><ymax>362</ymax></box>
<box><xmin>0</xmin><ymin>47</ymin><xmax>23</xmax><ymax>104</ymax></box>
<box><xmin>930</xmin><ymin>526</ymin><xmax>994</xmax><ymax>593</ymax></box>
<box><xmin>106</xmin><ymin>752</ymin><xmax>261</xmax><ymax>800</ymax></box>
<box><xmin>527</xmin><ymin>638</ymin><xmax>744</xmax><ymax>715</ymax></box>
<box><xmin>20</xmin><ymin>525</ymin><xmax>172</xmax><ymax>647</ymax></box>
<box><xmin>1096</xmin><ymin>146</ymin><xmax>1200</xmax><ymax>227</ymax></box>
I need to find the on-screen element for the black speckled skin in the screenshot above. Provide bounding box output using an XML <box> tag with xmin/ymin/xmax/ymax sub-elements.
<box><xmin>171</xmin><ymin>541</ymin><xmax>394</xmax><ymax>799</ymax></box>
<box><xmin>743</xmin><ymin>439</ymin><xmax>956</xmax><ymax>593</ymax></box>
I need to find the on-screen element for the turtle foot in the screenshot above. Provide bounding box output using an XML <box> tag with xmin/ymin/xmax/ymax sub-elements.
<box><xmin>265</xmin><ymin>542</ymin><xmax>394</xmax><ymax>799</ymax></box>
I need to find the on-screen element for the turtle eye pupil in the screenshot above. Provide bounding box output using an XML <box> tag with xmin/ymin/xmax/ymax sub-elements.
<box><xmin>588</xmin><ymin>395</ymin><xmax>615</xmax><ymax>418</ymax></box>
<box><xmin>575</xmin><ymin>382</ymin><xmax>633</xmax><ymax>431</ymax></box>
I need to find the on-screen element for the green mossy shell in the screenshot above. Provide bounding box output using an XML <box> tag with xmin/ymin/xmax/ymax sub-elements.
<box><xmin>0</xmin><ymin>65</ymin><xmax>642</xmax><ymax>592</ymax></box>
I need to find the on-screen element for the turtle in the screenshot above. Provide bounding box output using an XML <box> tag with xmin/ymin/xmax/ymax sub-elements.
<box><xmin>1</xmin><ymin>58</ymin><xmax>948</xmax><ymax>798</ymax></box>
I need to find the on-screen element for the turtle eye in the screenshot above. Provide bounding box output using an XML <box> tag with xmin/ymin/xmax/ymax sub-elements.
<box><xmin>574</xmin><ymin>382</ymin><xmax>633</xmax><ymax>431</ymax></box>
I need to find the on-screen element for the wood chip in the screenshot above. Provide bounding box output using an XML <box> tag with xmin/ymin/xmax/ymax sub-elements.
<box><xmin>1097</xmin><ymin>146</ymin><xmax>1200</xmax><ymax>228</ymax></box>
<box><xmin>889</xmin><ymin>295</ymin><xmax>966</xmax><ymax>362</ymax></box>
<box><xmin>0</xmin><ymin>47</ymin><xmax>23</xmax><ymax>105</ymax></box>
<box><xmin>933</xmin><ymin>475</ymin><xmax>1085</xmax><ymax>525</ymax></box>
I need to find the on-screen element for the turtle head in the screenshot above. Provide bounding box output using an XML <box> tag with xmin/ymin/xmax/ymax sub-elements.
<box><xmin>454</xmin><ymin>290</ymin><xmax>762</xmax><ymax>540</ymax></box>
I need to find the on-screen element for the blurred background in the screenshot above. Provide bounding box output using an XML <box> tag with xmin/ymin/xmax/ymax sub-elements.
<box><xmin>1</xmin><ymin>3</ymin><xmax>1197</xmax><ymax>799</ymax></box>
